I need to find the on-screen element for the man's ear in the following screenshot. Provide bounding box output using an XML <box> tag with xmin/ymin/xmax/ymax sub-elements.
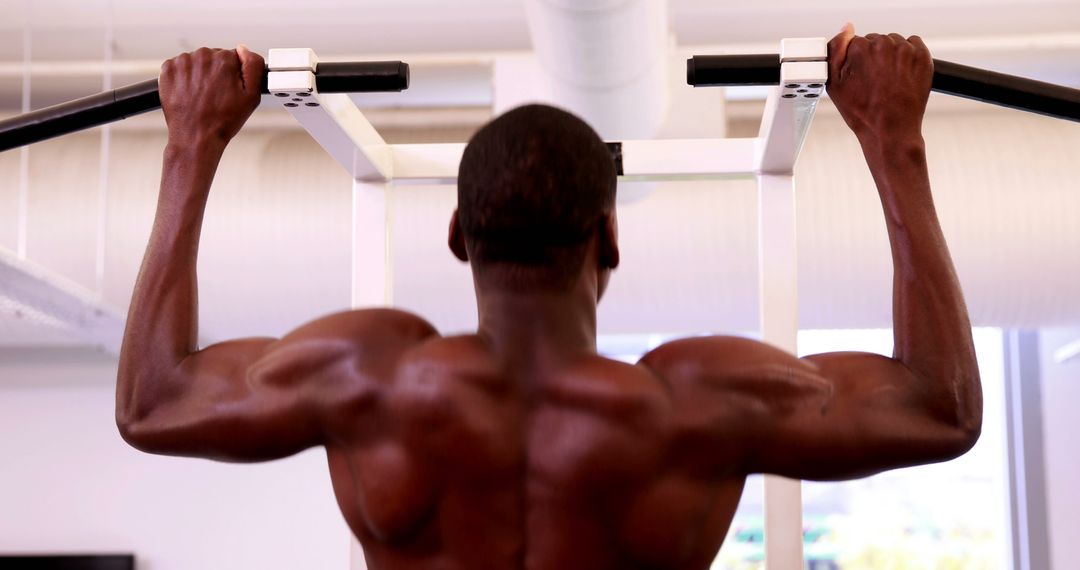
<box><xmin>448</xmin><ymin>209</ymin><xmax>469</xmax><ymax>262</ymax></box>
<box><xmin>599</xmin><ymin>212</ymin><xmax>620</xmax><ymax>270</ymax></box>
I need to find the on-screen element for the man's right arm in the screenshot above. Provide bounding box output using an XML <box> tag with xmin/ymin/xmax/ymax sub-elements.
<box><xmin>642</xmin><ymin>27</ymin><xmax>982</xmax><ymax>481</ymax></box>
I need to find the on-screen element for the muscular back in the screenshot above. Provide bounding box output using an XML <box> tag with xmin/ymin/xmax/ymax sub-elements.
<box><xmin>320</xmin><ymin>317</ymin><xmax>746</xmax><ymax>570</ymax></box>
<box><xmin>118</xmin><ymin>306</ymin><xmax>977</xmax><ymax>569</ymax></box>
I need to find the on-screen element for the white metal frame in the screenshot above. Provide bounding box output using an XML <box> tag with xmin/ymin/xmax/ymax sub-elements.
<box><xmin>1003</xmin><ymin>330</ymin><xmax>1052</xmax><ymax>570</ymax></box>
<box><xmin>0</xmin><ymin>247</ymin><xmax>126</xmax><ymax>353</ymax></box>
<box><xmin>269</xmin><ymin>38</ymin><xmax>827</xmax><ymax>570</ymax></box>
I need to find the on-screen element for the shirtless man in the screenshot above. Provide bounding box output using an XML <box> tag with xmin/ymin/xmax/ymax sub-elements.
<box><xmin>116</xmin><ymin>24</ymin><xmax>982</xmax><ymax>569</ymax></box>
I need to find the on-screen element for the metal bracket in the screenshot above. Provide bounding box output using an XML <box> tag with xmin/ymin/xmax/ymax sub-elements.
<box><xmin>268</xmin><ymin>48</ymin><xmax>392</xmax><ymax>182</ymax></box>
<box><xmin>757</xmin><ymin>38</ymin><xmax>828</xmax><ymax>174</ymax></box>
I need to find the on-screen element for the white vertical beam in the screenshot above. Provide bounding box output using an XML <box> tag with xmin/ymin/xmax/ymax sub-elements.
<box><xmin>1004</xmin><ymin>330</ymin><xmax>1052</xmax><ymax>570</ymax></box>
<box><xmin>95</xmin><ymin>9</ymin><xmax>114</xmax><ymax>298</ymax></box>
<box><xmin>754</xmin><ymin>40</ymin><xmax>825</xmax><ymax>570</ymax></box>
<box><xmin>17</xmin><ymin>7</ymin><xmax>31</xmax><ymax>259</ymax></box>
<box><xmin>351</xmin><ymin>181</ymin><xmax>393</xmax><ymax>309</ymax></box>
<box><xmin>349</xmin><ymin>179</ymin><xmax>392</xmax><ymax>569</ymax></box>
<box><xmin>757</xmin><ymin>173</ymin><xmax>804</xmax><ymax>570</ymax></box>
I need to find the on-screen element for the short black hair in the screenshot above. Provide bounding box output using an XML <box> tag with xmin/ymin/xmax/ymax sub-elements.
<box><xmin>457</xmin><ymin>104</ymin><xmax>617</xmax><ymax>289</ymax></box>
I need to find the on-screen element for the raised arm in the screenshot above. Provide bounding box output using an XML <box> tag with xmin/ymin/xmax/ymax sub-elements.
<box><xmin>115</xmin><ymin>47</ymin><xmax>437</xmax><ymax>462</ymax></box>
<box><xmin>643</xmin><ymin>26</ymin><xmax>982</xmax><ymax>481</ymax></box>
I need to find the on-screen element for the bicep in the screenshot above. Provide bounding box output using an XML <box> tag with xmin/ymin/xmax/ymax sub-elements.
<box><xmin>121</xmin><ymin>337</ymin><xmax>326</xmax><ymax>462</ymax></box>
<box><xmin>120</xmin><ymin>309</ymin><xmax>437</xmax><ymax>462</ymax></box>
<box><xmin>645</xmin><ymin>337</ymin><xmax>972</xmax><ymax>481</ymax></box>
<box><xmin>741</xmin><ymin>351</ymin><xmax>969</xmax><ymax>480</ymax></box>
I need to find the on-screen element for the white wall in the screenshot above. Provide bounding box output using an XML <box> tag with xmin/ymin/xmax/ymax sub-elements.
<box><xmin>5</xmin><ymin>101</ymin><xmax>1079</xmax><ymax>347</ymax></box>
<box><xmin>0</xmin><ymin>349</ymin><xmax>351</xmax><ymax>569</ymax></box>
<box><xmin>1039</xmin><ymin>327</ymin><xmax>1080</xmax><ymax>570</ymax></box>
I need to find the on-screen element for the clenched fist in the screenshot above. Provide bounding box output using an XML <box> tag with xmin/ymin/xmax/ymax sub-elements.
<box><xmin>159</xmin><ymin>46</ymin><xmax>264</xmax><ymax>150</ymax></box>
<box><xmin>827</xmin><ymin>24</ymin><xmax>934</xmax><ymax>142</ymax></box>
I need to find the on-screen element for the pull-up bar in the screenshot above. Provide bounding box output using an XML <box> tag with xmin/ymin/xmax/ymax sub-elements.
<box><xmin>687</xmin><ymin>54</ymin><xmax>1080</xmax><ymax>123</ymax></box>
<box><xmin>0</xmin><ymin>61</ymin><xmax>410</xmax><ymax>152</ymax></box>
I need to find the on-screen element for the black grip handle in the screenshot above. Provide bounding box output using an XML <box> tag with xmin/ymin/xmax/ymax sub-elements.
<box><xmin>687</xmin><ymin>54</ymin><xmax>1080</xmax><ymax>123</ymax></box>
<box><xmin>686</xmin><ymin>54</ymin><xmax>781</xmax><ymax>87</ymax></box>
<box><xmin>0</xmin><ymin>61</ymin><xmax>410</xmax><ymax>152</ymax></box>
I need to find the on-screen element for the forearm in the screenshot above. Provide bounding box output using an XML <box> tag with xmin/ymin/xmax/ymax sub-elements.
<box><xmin>860</xmin><ymin>133</ymin><xmax>982</xmax><ymax>433</ymax></box>
<box><xmin>117</xmin><ymin>140</ymin><xmax>225</xmax><ymax>421</ymax></box>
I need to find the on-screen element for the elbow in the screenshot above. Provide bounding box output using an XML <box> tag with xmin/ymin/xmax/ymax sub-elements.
<box><xmin>115</xmin><ymin>369</ymin><xmax>173</xmax><ymax>453</ymax></box>
<box><xmin>115</xmin><ymin>413</ymin><xmax>153</xmax><ymax>453</ymax></box>
<box><xmin>938</xmin><ymin>403</ymin><xmax>983</xmax><ymax>460</ymax></box>
<box><xmin>922</xmin><ymin>368</ymin><xmax>983</xmax><ymax>460</ymax></box>
<box><xmin>945</xmin><ymin>419</ymin><xmax>982</xmax><ymax>459</ymax></box>
<box><xmin>958</xmin><ymin>410</ymin><xmax>983</xmax><ymax>452</ymax></box>
<box><xmin>116</xmin><ymin>404</ymin><xmax>168</xmax><ymax>454</ymax></box>
<box><xmin>116</xmin><ymin>416</ymin><xmax>174</xmax><ymax>456</ymax></box>
<box><xmin>949</xmin><ymin>373</ymin><xmax>984</xmax><ymax>457</ymax></box>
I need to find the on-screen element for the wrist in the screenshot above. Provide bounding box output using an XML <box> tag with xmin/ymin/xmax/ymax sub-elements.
<box><xmin>857</xmin><ymin>131</ymin><xmax>926</xmax><ymax>165</ymax></box>
<box><xmin>165</xmin><ymin>133</ymin><xmax>228</xmax><ymax>159</ymax></box>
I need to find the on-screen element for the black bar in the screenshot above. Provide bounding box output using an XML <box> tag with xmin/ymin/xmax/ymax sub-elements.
<box><xmin>0</xmin><ymin>61</ymin><xmax>410</xmax><ymax>152</ymax></box>
<box><xmin>687</xmin><ymin>54</ymin><xmax>1080</xmax><ymax>123</ymax></box>
<box><xmin>312</xmin><ymin>61</ymin><xmax>409</xmax><ymax>94</ymax></box>
<box><xmin>931</xmin><ymin>59</ymin><xmax>1080</xmax><ymax>123</ymax></box>
<box><xmin>686</xmin><ymin>54</ymin><xmax>781</xmax><ymax>87</ymax></box>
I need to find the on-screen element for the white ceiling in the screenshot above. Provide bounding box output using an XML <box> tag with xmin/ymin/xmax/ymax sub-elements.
<box><xmin>1</xmin><ymin>0</ymin><xmax>1078</xmax><ymax>112</ymax></box>
<box><xmin>2</xmin><ymin>0</ymin><xmax>1079</xmax><ymax>60</ymax></box>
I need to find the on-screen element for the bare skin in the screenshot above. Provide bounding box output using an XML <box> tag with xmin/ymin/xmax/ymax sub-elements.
<box><xmin>117</xmin><ymin>27</ymin><xmax>982</xmax><ymax>570</ymax></box>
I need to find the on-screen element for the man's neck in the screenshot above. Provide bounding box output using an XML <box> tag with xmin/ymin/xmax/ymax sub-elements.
<box><xmin>475</xmin><ymin>279</ymin><xmax>599</xmax><ymax>369</ymax></box>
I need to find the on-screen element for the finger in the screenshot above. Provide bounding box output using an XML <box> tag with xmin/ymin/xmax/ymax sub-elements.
<box><xmin>174</xmin><ymin>51</ymin><xmax>192</xmax><ymax>75</ymax></box>
<box><xmin>193</xmin><ymin>46</ymin><xmax>214</xmax><ymax>65</ymax></box>
<box><xmin>839</xmin><ymin>35</ymin><xmax>871</xmax><ymax>81</ymax></box>
<box><xmin>908</xmin><ymin>35</ymin><xmax>931</xmax><ymax>57</ymax></box>
<box><xmin>827</xmin><ymin>22</ymin><xmax>856</xmax><ymax>83</ymax></box>
<box><xmin>236</xmin><ymin>44</ymin><xmax>266</xmax><ymax>95</ymax></box>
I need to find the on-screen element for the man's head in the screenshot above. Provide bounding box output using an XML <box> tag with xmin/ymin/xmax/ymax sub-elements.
<box><xmin>451</xmin><ymin>104</ymin><xmax>619</xmax><ymax>295</ymax></box>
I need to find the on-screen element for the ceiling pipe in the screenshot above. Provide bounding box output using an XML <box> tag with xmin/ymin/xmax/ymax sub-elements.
<box><xmin>521</xmin><ymin>0</ymin><xmax>671</xmax><ymax>140</ymax></box>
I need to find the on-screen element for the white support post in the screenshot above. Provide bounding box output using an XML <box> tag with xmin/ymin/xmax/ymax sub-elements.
<box><xmin>348</xmin><ymin>183</ymin><xmax>392</xmax><ymax>570</ymax></box>
<box><xmin>755</xmin><ymin>37</ymin><xmax>827</xmax><ymax>570</ymax></box>
<box><xmin>351</xmin><ymin>181</ymin><xmax>393</xmax><ymax>309</ymax></box>
<box><xmin>757</xmin><ymin>173</ymin><xmax>804</xmax><ymax>570</ymax></box>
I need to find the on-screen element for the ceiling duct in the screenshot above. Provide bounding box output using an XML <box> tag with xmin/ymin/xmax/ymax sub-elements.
<box><xmin>522</xmin><ymin>0</ymin><xmax>671</xmax><ymax>140</ymax></box>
